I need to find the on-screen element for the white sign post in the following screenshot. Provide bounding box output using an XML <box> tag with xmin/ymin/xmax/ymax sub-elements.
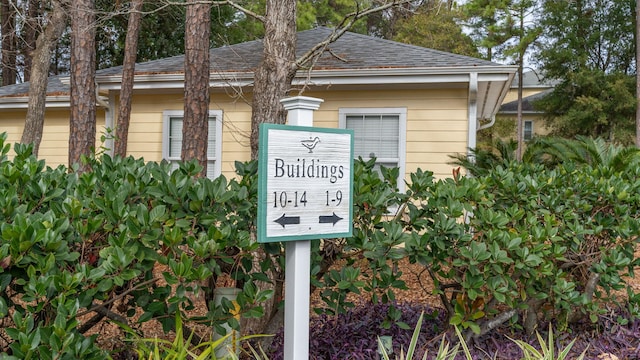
<box><xmin>257</xmin><ymin>96</ymin><xmax>353</xmax><ymax>360</ymax></box>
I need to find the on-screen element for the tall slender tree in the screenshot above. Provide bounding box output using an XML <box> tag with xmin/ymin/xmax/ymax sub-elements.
<box><xmin>463</xmin><ymin>0</ymin><xmax>515</xmax><ymax>62</ymax></box>
<box><xmin>535</xmin><ymin>0</ymin><xmax>636</xmax><ymax>143</ymax></box>
<box><xmin>1</xmin><ymin>0</ymin><xmax>17</xmax><ymax>85</ymax></box>
<box><xmin>68</xmin><ymin>0</ymin><xmax>97</xmax><ymax>171</ymax></box>
<box><xmin>21</xmin><ymin>0</ymin><xmax>68</xmax><ymax>155</ymax></box>
<box><xmin>393</xmin><ymin>0</ymin><xmax>480</xmax><ymax>58</ymax></box>
<box><xmin>222</xmin><ymin>0</ymin><xmax>413</xmax><ymax>338</ymax></box>
<box><xmin>246</xmin><ymin>0</ymin><xmax>411</xmax><ymax>158</ymax></box>
<box><xmin>114</xmin><ymin>0</ymin><xmax>144</xmax><ymax>158</ymax></box>
<box><xmin>248</xmin><ymin>0</ymin><xmax>297</xmax><ymax>159</ymax></box>
<box><xmin>182</xmin><ymin>0</ymin><xmax>211</xmax><ymax>177</ymax></box>
<box><xmin>22</xmin><ymin>0</ymin><xmax>42</xmax><ymax>82</ymax></box>
<box><xmin>505</xmin><ymin>0</ymin><xmax>539</xmax><ymax>160</ymax></box>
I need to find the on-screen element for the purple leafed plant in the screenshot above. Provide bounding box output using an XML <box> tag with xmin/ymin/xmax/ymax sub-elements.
<box><xmin>266</xmin><ymin>303</ymin><xmax>640</xmax><ymax>359</ymax></box>
<box><xmin>268</xmin><ymin>302</ymin><xmax>443</xmax><ymax>359</ymax></box>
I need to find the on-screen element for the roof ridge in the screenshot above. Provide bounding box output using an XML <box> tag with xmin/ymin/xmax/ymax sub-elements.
<box><xmin>335</xmin><ymin>28</ymin><xmax>499</xmax><ymax>65</ymax></box>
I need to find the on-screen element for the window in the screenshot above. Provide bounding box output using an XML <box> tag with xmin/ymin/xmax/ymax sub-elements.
<box><xmin>523</xmin><ymin>120</ymin><xmax>533</xmax><ymax>141</ymax></box>
<box><xmin>162</xmin><ymin>110</ymin><xmax>222</xmax><ymax>179</ymax></box>
<box><xmin>339</xmin><ymin>108</ymin><xmax>406</xmax><ymax>187</ymax></box>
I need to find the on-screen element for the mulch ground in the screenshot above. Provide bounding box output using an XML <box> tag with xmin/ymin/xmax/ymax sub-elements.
<box><xmin>93</xmin><ymin>256</ymin><xmax>640</xmax><ymax>359</ymax></box>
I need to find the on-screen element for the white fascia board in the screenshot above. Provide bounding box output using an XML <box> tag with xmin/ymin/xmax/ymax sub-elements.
<box><xmin>0</xmin><ymin>96</ymin><xmax>71</xmax><ymax>109</ymax></box>
<box><xmin>303</xmin><ymin>66</ymin><xmax>516</xmax><ymax>78</ymax></box>
<box><xmin>295</xmin><ymin>67</ymin><xmax>515</xmax><ymax>85</ymax></box>
<box><xmin>96</xmin><ymin>73</ymin><xmax>254</xmax><ymax>91</ymax></box>
<box><xmin>95</xmin><ymin>66</ymin><xmax>518</xmax><ymax>91</ymax></box>
<box><xmin>477</xmin><ymin>71</ymin><xmax>517</xmax><ymax>82</ymax></box>
<box><xmin>498</xmin><ymin>109</ymin><xmax>542</xmax><ymax>115</ymax></box>
<box><xmin>294</xmin><ymin>73</ymin><xmax>470</xmax><ymax>86</ymax></box>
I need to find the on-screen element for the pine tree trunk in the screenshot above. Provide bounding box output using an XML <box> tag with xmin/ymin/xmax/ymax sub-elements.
<box><xmin>21</xmin><ymin>0</ymin><xmax>67</xmax><ymax>156</ymax></box>
<box><xmin>1</xmin><ymin>0</ymin><xmax>17</xmax><ymax>85</ymax></box>
<box><xmin>114</xmin><ymin>0</ymin><xmax>144</xmax><ymax>158</ymax></box>
<box><xmin>242</xmin><ymin>0</ymin><xmax>297</xmax><ymax>339</ymax></box>
<box><xmin>515</xmin><ymin>14</ymin><xmax>525</xmax><ymax>161</ymax></box>
<box><xmin>69</xmin><ymin>0</ymin><xmax>96</xmax><ymax>171</ymax></box>
<box><xmin>249</xmin><ymin>0</ymin><xmax>298</xmax><ymax>159</ymax></box>
<box><xmin>182</xmin><ymin>0</ymin><xmax>210</xmax><ymax>177</ymax></box>
<box><xmin>22</xmin><ymin>0</ymin><xmax>42</xmax><ymax>82</ymax></box>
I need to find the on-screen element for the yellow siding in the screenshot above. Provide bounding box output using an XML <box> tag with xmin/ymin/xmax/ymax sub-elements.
<box><xmin>305</xmin><ymin>88</ymin><xmax>469</xmax><ymax>179</ymax></box>
<box><xmin>123</xmin><ymin>94</ymin><xmax>254</xmax><ymax>177</ymax></box>
<box><xmin>0</xmin><ymin>111</ymin><xmax>25</xmax><ymax>145</ymax></box>
<box><xmin>123</xmin><ymin>89</ymin><xmax>471</xmax><ymax>179</ymax></box>
<box><xmin>532</xmin><ymin>118</ymin><xmax>548</xmax><ymax>136</ymax></box>
<box><xmin>2</xmin><ymin>87</ymin><xmax>471</xmax><ymax>180</ymax></box>
<box><xmin>0</xmin><ymin>109</ymin><xmax>106</xmax><ymax>168</ymax></box>
<box><xmin>125</xmin><ymin>110</ymin><xmax>164</xmax><ymax>161</ymax></box>
<box><xmin>495</xmin><ymin>114</ymin><xmax>550</xmax><ymax>141</ymax></box>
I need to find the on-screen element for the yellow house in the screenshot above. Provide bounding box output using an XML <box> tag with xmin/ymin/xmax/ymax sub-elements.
<box><xmin>0</xmin><ymin>27</ymin><xmax>517</xmax><ymax>182</ymax></box>
<box><xmin>497</xmin><ymin>70</ymin><xmax>556</xmax><ymax>141</ymax></box>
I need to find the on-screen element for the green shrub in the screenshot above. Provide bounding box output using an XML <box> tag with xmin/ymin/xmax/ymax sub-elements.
<box><xmin>2</xmin><ymin>128</ymin><xmax>639</xmax><ymax>358</ymax></box>
<box><xmin>404</xmin><ymin>161</ymin><xmax>640</xmax><ymax>336</ymax></box>
<box><xmin>312</xmin><ymin>158</ymin><xmax>410</xmax><ymax>323</ymax></box>
<box><xmin>0</xmin><ymin>134</ymin><xmax>268</xmax><ymax>358</ymax></box>
<box><xmin>0</xmin><ymin>135</ymin><xmax>414</xmax><ymax>357</ymax></box>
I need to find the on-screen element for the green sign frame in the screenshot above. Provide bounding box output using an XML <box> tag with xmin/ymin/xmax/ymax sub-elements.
<box><xmin>257</xmin><ymin>123</ymin><xmax>354</xmax><ymax>243</ymax></box>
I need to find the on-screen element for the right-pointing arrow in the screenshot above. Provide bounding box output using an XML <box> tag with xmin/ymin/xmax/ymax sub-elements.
<box><xmin>319</xmin><ymin>212</ymin><xmax>343</xmax><ymax>225</ymax></box>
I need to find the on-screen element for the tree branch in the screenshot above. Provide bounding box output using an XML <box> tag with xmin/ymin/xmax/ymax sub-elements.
<box><xmin>217</xmin><ymin>1</ymin><xmax>265</xmax><ymax>22</ymax></box>
<box><xmin>77</xmin><ymin>277</ymin><xmax>159</xmax><ymax>318</ymax></box>
<box><xmin>568</xmin><ymin>271</ymin><xmax>601</xmax><ymax>323</ymax></box>
<box><xmin>469</xmin><ymin>308</ymin><xmax>518</xmax><ymax>342</ymax></box>
<box><xmin>78</xmin><ymin>303</ymin><xmax>129</xmax><ymax>334</ymax></box>
<box><xmin>427</xmin><ymin>267</ymin><xmax>457</xmax><ymax>316</ymax></box>
<box><xmin>295</xmin><ymin>0</ymin><xmax>413</xmax><ymax>69</ymax></box>
<box><xmin>162</xmin><ymin>0</ymin><xmax>266</xmax><ymax>22</ymax></box>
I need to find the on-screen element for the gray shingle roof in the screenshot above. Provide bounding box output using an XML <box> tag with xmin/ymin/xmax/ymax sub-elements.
<box><xmin>295</xmin><ymin>27</ymin><xmax>501</xmax><ymax>69</ymax></box>
<box><xmin>97</xmin><ymin>26</ymin><xmax>500</xmax><ymax>77</ymax></box>
<box><xmin>510</xmin><ymin>70</ymin><xmax>558</xmax><ymax>88</ymax></box>
<box><xmin>0</xmin><ymin>75</ymin><xmax>68</xmax><ymax>98</ymax></box>
<box><xmin>499</xmin><ymin>88</ymin><xmax>552</xmax><ymax>113</ymax></box>
<box><xmin>1</xmin><ymin>26</ymin><xmax>502</xmax><ymax>97</ymax></box>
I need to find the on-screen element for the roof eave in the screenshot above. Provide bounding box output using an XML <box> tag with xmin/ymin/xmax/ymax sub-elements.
<box><xmin>477</xmin><ymin>70</ymin><xmax>517</xmax><ymax>119</ymax></box>
<box><xmin>498</xmin><ymin>110</ymin><xmax>542</xmax><ymax>115</ymax></box>
<box><xmin>0</xmin><ymin>96</ymin><xmax>71</xmax><ymax>110</ymax></box>
<box><xmin>1</xmin><ymin>66</ymin><xmax>517</xmax><ymax>116</ymax></box>
<box><xmin>96</xmin><ymin>65</ymin><xmax>518</xmax><ymax>91</ymax></box>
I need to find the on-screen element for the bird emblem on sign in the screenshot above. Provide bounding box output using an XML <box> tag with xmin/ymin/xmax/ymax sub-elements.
<box><xmin>300</xmin><ymin>136</ymin><xmax>320</xmax><ymax>153</ymax></box>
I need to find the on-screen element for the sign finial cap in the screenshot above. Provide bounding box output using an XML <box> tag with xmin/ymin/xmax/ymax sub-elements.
<box><xmin>280</xmin><ymin>96</ymin><xmax>324</xmax><ymax>111</ymax></box>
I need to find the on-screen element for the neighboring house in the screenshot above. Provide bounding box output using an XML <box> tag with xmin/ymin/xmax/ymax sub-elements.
<box><xmin>497</xmin><ymin>70</ymin><xmax>556</xmax><ymax>142</ymax></box>
<box><xmin>0</xmin><ymin>27</ymin><xmax>517</xmax><ymax>182</ymax></box>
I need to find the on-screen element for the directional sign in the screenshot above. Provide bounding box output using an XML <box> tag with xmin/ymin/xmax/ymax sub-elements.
<box><xmin>257</xmin><ymin>124</ymin><xmax>353</xmax><ymax>243</ymax></box>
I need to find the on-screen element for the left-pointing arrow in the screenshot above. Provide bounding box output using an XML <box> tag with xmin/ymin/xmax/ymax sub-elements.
<box><xmin>274</xmin><ymin>214</ymin><xmax>300</xmax><ymax>228</ymax></box>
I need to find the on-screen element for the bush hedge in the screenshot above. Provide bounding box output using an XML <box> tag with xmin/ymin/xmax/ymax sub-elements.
<box><xmin>1</xmin><ymin>131</ymin><xmax>640</xmax><ymax>358</ymax></box>
<box><xmin>402</xmin><ymin>161</ymin><xmax>640</xmax><ymax>337</ymax></box>
<box><xmin>0</xmin><ymin>134</ymin><xmax>266</xmax><ymax>359</ymax></box>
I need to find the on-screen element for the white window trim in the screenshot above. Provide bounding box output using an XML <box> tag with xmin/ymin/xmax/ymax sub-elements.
<box><xmin>339</xmin><ymin>107</ymin><xmax>406</xmax><ymax>191</ymax></box>
<box><xmin>162</xmin><ymin>110</ymin><xmax>223</xmax><ymax>178</ymax></box>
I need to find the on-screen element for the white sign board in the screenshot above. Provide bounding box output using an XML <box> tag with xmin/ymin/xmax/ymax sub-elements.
<box><xmin>258</xmin><ymin>124</ymin><xmax>353</xmax><ymax>243</ymax></box>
